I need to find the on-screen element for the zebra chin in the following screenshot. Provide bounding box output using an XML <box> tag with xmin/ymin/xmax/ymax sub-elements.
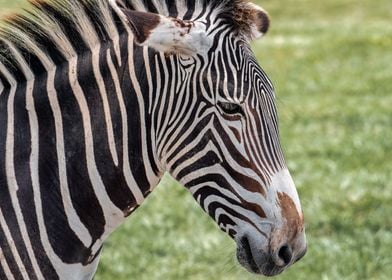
<box><xmin>235</xmin><ymin>232</ymin><xmax>307</xmax><ymax>277</ymax></box>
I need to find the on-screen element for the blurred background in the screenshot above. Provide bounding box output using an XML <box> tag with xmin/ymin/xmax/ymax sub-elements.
<box><xmin>1</xmin><ymin>0</ymin><xmax>391</xmax><ymax>279</ymax></box>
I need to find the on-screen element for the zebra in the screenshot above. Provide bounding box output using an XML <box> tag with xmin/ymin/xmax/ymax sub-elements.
<box><xmin>0</xmin><ymin>0</ymin><xmax>307</xmax><ymax>279</ymax></box>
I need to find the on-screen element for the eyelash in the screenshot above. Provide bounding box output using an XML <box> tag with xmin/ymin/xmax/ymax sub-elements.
<box><xmin>217</xmin><ymin>102</ymin><xmax>245</xmax><ymax>117</ymax></box>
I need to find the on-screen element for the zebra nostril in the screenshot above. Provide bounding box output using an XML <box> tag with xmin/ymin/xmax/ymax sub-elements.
<box><xmin>277</xmin><ymin>245</ymin><xmax>292</xmax><ymax>266</ymax></box>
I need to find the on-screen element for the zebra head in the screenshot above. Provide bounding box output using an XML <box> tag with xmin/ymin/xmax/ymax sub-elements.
<box><xmin>122</xmin><ymin>0</ymin><xmax>306</xmax><ymax>276</ymax></box>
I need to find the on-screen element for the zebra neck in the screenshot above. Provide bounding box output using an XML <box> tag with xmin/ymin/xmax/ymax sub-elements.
<box><xmin>0</xmin><ymin>1</ymin><xmax>166</xmax><ymax>274</ymax></box>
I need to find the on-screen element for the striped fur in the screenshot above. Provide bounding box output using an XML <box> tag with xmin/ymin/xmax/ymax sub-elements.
<box><xmin>0</xmin><ymin>0</ymin><xmax>306</xmax><ymax>279</ymax></box>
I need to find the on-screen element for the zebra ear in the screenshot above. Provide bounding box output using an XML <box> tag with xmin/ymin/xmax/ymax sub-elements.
<box><xmin>241</xmin><ymin>3</ymin><xmax>270</xmax><ymax>40</ymax></box>
<box><xmin>121</xmin><ymin>9</ymin><xmax>212</xmax><ymax>55</ymax></box>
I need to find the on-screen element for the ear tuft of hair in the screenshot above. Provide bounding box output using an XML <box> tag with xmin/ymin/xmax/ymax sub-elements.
<box><xmin>228</xmin><ymin>1</ymin><xmax>271</xmax><ymax>41</ymax></box>
<box><xmin>253</xmin><ymin>6</ymin><xmax>270</xmax><ymax>35</ymax></box>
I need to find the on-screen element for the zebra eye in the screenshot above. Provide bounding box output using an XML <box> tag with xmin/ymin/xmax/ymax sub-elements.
<box><xmin>217</xmin><ymin>102</ymin><xmax>244</xmax><ymax>116</ymax></box>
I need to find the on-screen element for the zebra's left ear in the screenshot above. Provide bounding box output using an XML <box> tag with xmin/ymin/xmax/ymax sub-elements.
<box><xmin>121</xmin><ymin>9</ymin><xmax>213</xmax><ymax>55</ymax></box>
<box><xmin>239</xmin><ymin>3</ymin><xmax>270</xmax><ymax>41</ymax></box>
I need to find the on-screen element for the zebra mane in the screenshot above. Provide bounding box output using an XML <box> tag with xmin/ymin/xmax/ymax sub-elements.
<box><xmin>0</xmin><ymin>0</ymin><xmax>258</xmax><ymax>80</ymax></box>
<box><xmin>0</xmin><ymin>0</ymin><xmax>255</xmax><ymax>48</ymax></box>
<box><xmin>0</xmin><ymin>0</ymin><xmax>120</xmax><ymax>64</ymax></box>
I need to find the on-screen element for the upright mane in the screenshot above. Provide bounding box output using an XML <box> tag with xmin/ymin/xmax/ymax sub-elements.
<box><xmin>0</xmin><ymin>0</ymin><xmax>267</xmax><ymax>87</ymax></box>
<box><xmin>0</xmin><ymin>0</ymin><xmax>122</xmax><ymax>93</ymax></box>
<box><xmin>0</xmin><ymin>0</ymin><xmax>263</xmax><ymax>51</ymax></box>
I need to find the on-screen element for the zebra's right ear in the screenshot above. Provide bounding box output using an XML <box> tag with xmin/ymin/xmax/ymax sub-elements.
<box><xmin>121</xmin><ymin>9</ymin><xmax>212</xmax><ymax>55</ymax></box>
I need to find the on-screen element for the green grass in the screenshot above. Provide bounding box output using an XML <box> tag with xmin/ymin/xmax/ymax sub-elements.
<box><xmin>0</xmin><ymin>0</ymin><xmax>25</xmax><ymax>15</ymax></box>
<box><xmin>1</xmin><ymin>0</ymin><xmax>391</xmax><ymax>279</ymax></box>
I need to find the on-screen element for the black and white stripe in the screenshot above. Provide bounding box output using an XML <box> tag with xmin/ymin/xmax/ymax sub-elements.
<box><xmin>0</xmin><ymin>0</ymin><xmax>306</xmax><ymax>278</ymax></box>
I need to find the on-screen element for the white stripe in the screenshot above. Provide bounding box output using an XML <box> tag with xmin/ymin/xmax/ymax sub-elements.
<box><xmin>0</xmin><ymin>63</ymin><xmax>12</xmax><ymax>95</ymax></box>
<box><xmin>176</xmin><ymin>0</ymin><xmax>187</xmax><ymax>19</ymax></box>
<box><xmin>0</xmin><ymin>79</ymin><xmax>4</xmax><ymax>95</ymax></box>
<box><xmin>130</xmin><ymin>0</ymin><xmax>148</xmax><ymax>12</ymax></box>
<box><xmin>152</xmin><ymin>0</ymin><xmax>169</xmax><ymax>15</ymax></box>
<box><xmin>143</xmin><ymin>48</ymin><xmax>154</xmax><ymax>114</ymax></box>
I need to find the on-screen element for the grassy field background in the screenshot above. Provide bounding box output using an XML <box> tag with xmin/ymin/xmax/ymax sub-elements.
<box><xmin>1</xmin><ymin>0</ymin><xmax>391</xmax><ymax>279</ymax></box>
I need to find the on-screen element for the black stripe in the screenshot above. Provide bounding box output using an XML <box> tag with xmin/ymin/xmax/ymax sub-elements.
<box><xmin>142</xmin><ymin>0</ymin><xmax>158</xmax><ymax>13</ymax></box>
<box><xmin>165</xmin><ymin>0</ymin><xmax>178</xmax><ymax>17</ymax></box>
<box><xmin>183</xmin><ymin>0</ymin><xmax>195</xmax><ymax>20</ymax></box>
<box><xmin>0</xmin><ymin>258</ymin><xmax>7</xmax><ymax>280</ymax></box>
